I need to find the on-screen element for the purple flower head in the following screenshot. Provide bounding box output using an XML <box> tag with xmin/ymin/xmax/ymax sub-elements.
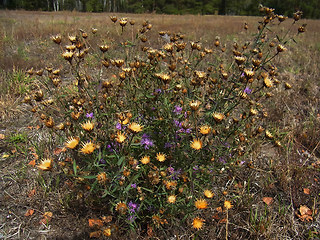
<box><xmin>193</xmin><ymin>165</ymin><xmax>199</xmax><ymax>171</ymax></box>
<box><xmin>173</xmin><ymin>105</ymin><xmax>182</xmax><ymax>115</ymax></box>
<box><xmin>140</xmin><ymin>134</ymin><xmax>154</xmax><ymax>149</ymax></box>
<box><xmin>99</xmin><ymin>158</ymin><xmax>106</xmax><ymax>164</ymax></box>
<box><xmin>131</xmin><ymin>183</ymin><xmax>137</xmax><ymax>188</ymax></box>
<box><xmin>116</xmin><ymin>122</ymin><xmax>122</xmax><ymax>130</ymax></box>
<box><xmin>128</xmin><ymin>201</ymin><xmax>139</xmax><ymax>213</ymax></box>
<box><xmin>155</xmin><ymin>88</ymin><xmax>162</xmax><ymax>94</ymax></box>
<box><xmin>86</xmin><ymin>112</ymin><xmax>94</xmax><ymax>118</ymax></box>
<box><xmin>128</xmin><ymin>215</ymin><xmax>136</xmax><ymax>222</ymax></box>
<box><xmin>244</xmin><ymin>87</ymin><xmax>252</xmax><ymax>94</ymax></box>
<box><xmin>174</xmin><ymin>120</ymin><xmax>182</xmax><ymax>127</ymax></box>
<box><xmin>165</xmin><ymin>142</ymin><xmax>173</xmax><ymax>149</ymax></box>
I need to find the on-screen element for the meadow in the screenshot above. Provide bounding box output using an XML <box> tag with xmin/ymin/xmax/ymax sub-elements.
<box><xmin>0</xmin><ymin>8</ymin><xmax>319</xmax><ymax>239</ymax></box>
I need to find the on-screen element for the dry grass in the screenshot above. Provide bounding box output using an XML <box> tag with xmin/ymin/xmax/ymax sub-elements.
<box><xmin>0</xmin><ymin>10</ymin><xmax>319</xmax><ymax>240</ymax></box>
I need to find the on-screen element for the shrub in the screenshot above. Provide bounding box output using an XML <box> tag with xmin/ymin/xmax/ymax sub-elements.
<box><xmin>22</xmin><ymin>6</ymin><xmax>305</xmax><ymax>237</ymax></box>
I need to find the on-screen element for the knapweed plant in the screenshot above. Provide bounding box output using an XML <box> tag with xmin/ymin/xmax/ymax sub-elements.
<box><xmin>23</xmin><ymin>6</ymin><xmax>305</xmax><ymax>236</ymax></box>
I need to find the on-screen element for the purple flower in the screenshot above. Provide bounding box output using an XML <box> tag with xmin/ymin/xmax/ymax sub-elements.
<box><xmin>165</xmin><ymin>142</ymin><xmax>173</xmax><ymax>149</ymax></box>
<box><xmin>174</xmin><ymin>120</ymin><xmax>182</xmax><ymax>127</ymax></box>
<box><xmin>99</xmin><ymin>158</ymin><xmax>106</xmax><ymax>164</ymax></box>
<box><xmin>116</xmin><ymin>122</ymin><xmax>122</xmax><ymax>130</ymax></box>
<box><xmin>128</xmin><ymin>201</ymin><xmax>139</xmax><ymax>213</ymax></box>
<box><xmin>140</xmin><ymin>134</ymin><xmax>154</xmax><ymax>149</ymax></box>
<box><xmin>244</xmin><ymin>87</ymin><xmax>252</xmax><ymax>94</ymax></box>
<box><xmin>173</xmin><ymin>105</ymin><xmax>182</xmax><ymax>115</ymax></box>
<box><xmin>131</xmin><ymin>183</ymin><xmax>137</xmax><ymax>188</ymax></box>
<box><xmin>193</xmin><ymin>165</ymin><xmax>199</xmax><ymax>171</ymax></box>
<box><xmin>86</xmin><ymin>112</ymin><xmax>94</xmax><ymax>118</ymax></box>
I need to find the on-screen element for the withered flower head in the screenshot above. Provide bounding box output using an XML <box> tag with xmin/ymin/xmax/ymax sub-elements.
<box><xmin>45</xmin><ymin>117</ymin><xmax>54</xmax><ymax>128</ymax></box>
<box><xmin>114</xmin><ymin>59</ymin><xmax>125</xmax><ymax>68</ymax></box>
<box><xmin>163</xmin><ymin>43</ymin><xmax>174</xmax><ymax>52</ymax></box>
<box><xmin>277</xmin><ymin>44</ymin><xmax>287</xmax><ymax>53</ymax></box>
<box><xmin>199</xmin><ymin>125</ymin><xmax>211</xmax><ymax>135</ymax></box>
<box><xmin>212</xmin><ymin>112</ymin><xmax>225</xmax><ymax>122</ymax></box>
<box><xmin>244</xmin><ymin>69</ymin><xmax>255</xmax><ymax>79</ymax></box>
<box><xmin>97</xmin><ymin>172</ymin><xmax>108</xmax><ymax>184</ymax></box>
<box><xmin>119</xmin><ymin>18</ymin><xmax>128</xmax><ymax>27</ymax></box>
<box><xmin>52</xmin><ymin>34</ymin><xmax>62</xmax><ymax>44</ymax></box>
<box><xmin>62</xmin><ymin>51</ymin><xmax>74</xmax><ymax>61</ymax></box>
<box><xmin>235</xmin><ymin>56</ymin><xmax>246</xmax><ymax>65</ymax></box>
<box><xmin>110</xmin><ymin>16</ymin><xmax>117</xmax><ymax>23</ymax></box>
<box><xmin>68</xmin><ymin>35</ymin><xmax>77</xmax><ymax>43</ymax></box>
<box><xmin>99</xmin><ymin>44</ymin><xmax>110</xmax><ymax>52</ymax></box>
<box><xmin>65</xmin><ymin>45</ymin><xmax>76</xmax><ymax>51</ymax></box>
<box><xmin>155</xmin><ymin>73</ymin><xmax>171</xmax><ymax>83</ymax></box>
<box><xmin>189</xmin><ymin>100</ymin><xmax>201</xmax><ymax>111</ymax></box>
<box><xmin>115</xmin><ymin>202</ymin><xmax>127</xmax><ymax>214</ymax></box>
<box><xmin>91</xmin><ymin>28</ymin><xmax>98</xmax><ymax>34</ymax></box>
<box><xmin>293</xmin><ymin>11</ymin><xmax>303</xmax><ymax>21</ymax></box>
<box><xmin>264</xmin><ymin>76</ymin><xmax>273</xmax><ymax>88</ymax></box>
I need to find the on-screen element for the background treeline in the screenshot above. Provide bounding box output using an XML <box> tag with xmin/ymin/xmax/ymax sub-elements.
<box><xmin>0</xmin><ymin>0</ymin><xmax>319</xmax><ymax>18</ymax></box>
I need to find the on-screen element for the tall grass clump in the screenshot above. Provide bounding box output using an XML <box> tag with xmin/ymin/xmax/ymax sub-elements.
<box><xmin>22</xmin><ymin>6</ymin><xmax>306</xmax><ymax>237</ymax></box>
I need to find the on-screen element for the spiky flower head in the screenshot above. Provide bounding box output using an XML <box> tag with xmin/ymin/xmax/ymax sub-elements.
<box><xmin>52</xmin><ymin>34</ymin><xmax>62</xmax><ymax>44</ymax></box>
<box><xmin>156</xmin><ymin>153</ymin><xmax>166</xmax><ymax>162</ymax></box>
<box><xmin>119</xmin><ymin>18</ymin><xmax>128</xmax><ymax>27</ymax></box>
<box><xmin>199</xmin><ymin>125</ymin><xmax>211</xmax><ymax>135</ymax></box>
<box><xmin>110</xmin><ymin>16</ymin><xmax>117</xmax><ymax>23</ymax></box>
<box><xmin>38</xmin><ymin>158</ymin><xmax>53</xmax><ymax>171</ymax></box>
<box><xmin>99</xmin><ymin>44</ymin><xmax>110</xmax><ymax>52</ymax></box>
<box><xmin>195</xmin><ymin>199</ymin><xmax>208</xmax><ymax>209</ymax></box>
<box><xmin>79</xmin><ymin>141</ymin><xmax>95</xmax><ymax>154</ymax></box>
<box><xmin>167</xmin><ymin>195</ymin><xmax>176</xmax><ymax>204</ymax></box>
<box><xmin>128</xmin><ymin>122</ymin><xmax>143</xmax><ymax>133</ymax></box>
<box><xmin>190</xmin><ymin>139</ymin><xmax>202</xmax><ymax>150</ymax></box>
<box><xmin>277</xmin><ymin>44</ymin><xmax>287</xmax><ymax>53</ymax></box>
<box><xmin>97</xmin><ymin>172</ymin><xmax>108</xmax><ymax>184</ymax></box>
<box><xmin>192</xmin><ymin>217</ymin><xmax>205</xmax><ymax>230</ymax></box>
<box><xmin>204</xmin><ymin>189</ymin><xmax>214</xmax><ymax>198</ymax></box>
<box><xmin>140</xmin><ymin>156</ymin><xmax>150</xmax><ymax>164</ymax></box>
<box><xmin>212</xmin><ymin>112</ymin><xmax>225</xmax><ymax>122</ymax></box>
<box><xmin>81</xmin><ymin>120</ymin><xmax>94</xmax><ymax>132</ymax></box>
<box><xmin>189</xmin><ymin>100</ymin><xmax>201</xmax><ymax>111</ymax></box>
<box><xmin>115</xmin><ymin>202</ymin><xmax>127</xmax><ymax>214</ymax></box>
<box><xmin>65</xmin><ymin>137</ymin><xmax>79</xmax><ymax>149</ymax></box>
<box><xmin>116</xmin><ymin>131</ymin><xmax>126</xmax><ymax>143</ymax></box>
<box><xmin>224</xmin><ymin>200</ymin><xmax>233</xmax><ymax>210</ymax></box>
<box><xmin>62</xmin><ymin>51</ymin><xmax>74</xmax><ymax>61</ymax></box>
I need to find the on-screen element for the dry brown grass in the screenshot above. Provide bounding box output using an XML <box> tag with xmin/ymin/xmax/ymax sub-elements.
<box><xmin>0</xmin><ymin>10</ymin><xmax>319</xmax><ymax>240</ymax></box>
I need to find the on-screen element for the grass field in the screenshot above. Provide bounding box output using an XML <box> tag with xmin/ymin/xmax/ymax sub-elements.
<box><xmin>0</xmin><ymin>10</ymin><xmax>320</xmax><ymax>240</ymax></box>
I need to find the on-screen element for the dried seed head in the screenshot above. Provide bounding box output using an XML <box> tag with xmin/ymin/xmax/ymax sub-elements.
<box><xmin>99</xmin><ymin>44</ymin><xmax>110</xmax><ymax>52</ymax></box>
<box><xmin>110</xmin><ymin>16</ymin><xmax>117</xmax><ymax>23</ymax></box>
<box><xmin>52</xmin><ymin>34</ymin><xmax>62</xmax><ymax>44</ymax></box>
<box><xmin>277</xmin><ymin>44</ymin><xmax>287</xmax><ymax>53</ymax></box>
<box><xmin>119</xmin><ymin>18</ymin><xmax>128</xmax><ymax>27</ymax></box>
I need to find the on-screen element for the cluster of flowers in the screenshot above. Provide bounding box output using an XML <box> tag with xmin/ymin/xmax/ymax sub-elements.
<box><xmin>25</xmin><ymin>5</ymin><xmax>305</xmax><ymax>236</ymax></box>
